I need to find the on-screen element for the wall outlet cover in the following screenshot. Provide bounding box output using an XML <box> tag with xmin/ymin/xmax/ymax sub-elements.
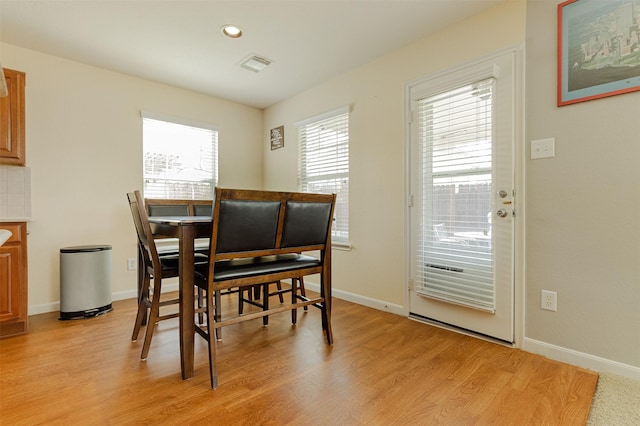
<box><xmin>531</xmin><ymin>138</ymin><xmax>555</xmax><ymax>159</ymax></box>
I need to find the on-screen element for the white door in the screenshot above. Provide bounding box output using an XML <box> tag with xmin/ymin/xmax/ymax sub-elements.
<box><xmin>407</xmin><ymin>49</ymin><xmax>520</xmax><ymax>343</ymax></box>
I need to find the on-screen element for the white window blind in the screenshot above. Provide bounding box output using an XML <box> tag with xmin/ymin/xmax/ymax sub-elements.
<box><xmin>416</xmin><ymin>78</ymin><xmax>495</xmax><ymax>312</ymax></box>
<box><xmin>142</xmin><ymin>112</ymin><xmax>218</xmax><ymax>200</ymax></box>
<box><xmin>296</xmin><ymin>106</ymin><xmax>349</xmax><ymax>244</ymax></box>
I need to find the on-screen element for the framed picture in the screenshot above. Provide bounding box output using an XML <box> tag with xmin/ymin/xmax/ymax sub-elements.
<box><xmin>557</xmin><ymin>0</ymin><xmax>640</xmax><ymax>106</ymax></box>
<box><xmin>270</xmin><ymin>125</ymin><xmax>284</xmax><ymax>150</ymax></box>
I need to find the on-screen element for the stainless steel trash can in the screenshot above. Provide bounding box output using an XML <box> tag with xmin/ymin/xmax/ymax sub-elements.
<box><xmin>59</xmin><ymin>245</ymin><xmax>113</xmax><ymax>320</ymax></box>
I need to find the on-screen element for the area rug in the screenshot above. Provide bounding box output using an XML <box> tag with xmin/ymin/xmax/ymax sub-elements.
<box><xmin>587</xmin><ymin>373</ymin><xmax>640</xmax><ymax>425</ymax></box>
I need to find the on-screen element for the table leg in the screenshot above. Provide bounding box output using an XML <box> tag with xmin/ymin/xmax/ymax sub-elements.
<box><xmin>179</xmin><ymin>224</ymin><xmax>196</xmax><ymax>379</ymax></box>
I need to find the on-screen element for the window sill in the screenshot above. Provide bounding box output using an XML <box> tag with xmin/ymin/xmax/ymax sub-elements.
<box><xmin>332</xmin><ymin>241</ymin><xmax>352</xmax><ymax>251</ymax></box>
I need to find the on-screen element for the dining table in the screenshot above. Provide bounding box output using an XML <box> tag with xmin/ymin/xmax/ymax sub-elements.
<box><xmin>148</xmin><ymin>215</ymin><xmax>211</xmax><ymax>380</ymax></box>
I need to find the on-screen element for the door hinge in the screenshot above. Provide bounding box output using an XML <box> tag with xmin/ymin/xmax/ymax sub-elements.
<box><xmin>408</xmin><ymin>194</ymin><xmax>414</xmax><ymax>207</ymax></box>
<box><xmin>408</xmin><ymin>278</ymin><xmax>415</xmax><ymax>291</ymax></box>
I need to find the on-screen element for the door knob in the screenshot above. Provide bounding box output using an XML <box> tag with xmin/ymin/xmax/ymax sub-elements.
<box><xmin>496</xmin><ymin>209</ymin><xmax>508</xmax><ymax>218</ymax></box>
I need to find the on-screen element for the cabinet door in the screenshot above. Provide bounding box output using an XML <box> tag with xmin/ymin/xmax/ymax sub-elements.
<box><xmin>0</xmin><ymin>68</ymin><xmax>26</xmax><ymax>166</ymax></box>
<box><xmin>0</xmin><ymin>223</ymin><xmax>28</xmax><ymax>337</ymax></box>
<box><xmin>0</xmin><ymin>245</ymin><xmax>25</xmax><ymax>321</ymax></box>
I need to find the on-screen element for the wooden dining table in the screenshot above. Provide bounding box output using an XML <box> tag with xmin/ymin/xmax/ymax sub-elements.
<box><xmin>148</xmin><ymin>215</ymin><xmax>211</xmax><ymax>380</ymax></box>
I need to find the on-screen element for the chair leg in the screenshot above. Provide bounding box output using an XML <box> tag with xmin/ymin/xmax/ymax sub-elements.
<box><xmin>262</xmin><ymin>283</ymin><xmax>270</xmax><ymax>326</ymax></box>
<box><xmin>131</xmin><ymin>271</ymin><xmax>151</xmax><ymax>342</ymax></box>
<box><xmin>298</xmin><ymin>277</ymin><xmax>308</xmax><ymax>311</ymax></box>
<box><xmin>239</xmin><ymin>285</ymin><xmax>258</xmax><ymax>315</ymax></box>
<box><xmin>137</xmin><ymin>249</ymin><xmax>148</xmax><ymax>326</ymax></box>
<box><xmin>206</xmin><ymin>287</ymin><xmax>219</xmax><ymax>389</ymax></box>
<box><xmin>197</xmin><ymin>287</ymin><xmax>205</xmax><ymax>325</ymax></box>
<box><xmin>319</xmin><ymin>274</ymin><xmax>333</xmax><ymax>345</ymax></box>
<box><xmin>140</xmin><ymin>276</ymin><xmax>162</xmax><ymax>360</ymax></box>
<box><xmin>291</xmin><ymin>278</ymin><xmax>298</xmax><ymax>324</ymax></box>
<box><xmin>214</xmin><ymin>290</ymin><xmax>222</xmax><ymax>341</ymax></box>
<box><xmin>238</xmin><ymin>287</ymin><xmax>246</xmax><ymax>314</ymax></box>
<box><xmin>275</xmin><ymin>280</ymin><xmax>285</xmax><ymax>303</ymax></box>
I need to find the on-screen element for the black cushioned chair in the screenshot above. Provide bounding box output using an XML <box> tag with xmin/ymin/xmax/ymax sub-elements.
<box><xmin>194</xmin><ymin>187</ymin><xmax>336</xmax><ymax>389</ymax></box>
<box><xmin>127</xmin><ymin>191</ymin><xmax>208</xmax><ymax>359</ymax></box>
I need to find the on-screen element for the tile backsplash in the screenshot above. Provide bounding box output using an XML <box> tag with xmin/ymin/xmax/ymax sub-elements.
<box><xmin>0</xmin><ymin>166</ymin><xmax>32</xmax><ymax>219</ymax></box>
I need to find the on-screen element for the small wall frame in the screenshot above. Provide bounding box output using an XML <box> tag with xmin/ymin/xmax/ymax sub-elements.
<box><xmin>270</xmin><ymin>125</ymin><xmax>284</xmax><ymax>150</ymax></box>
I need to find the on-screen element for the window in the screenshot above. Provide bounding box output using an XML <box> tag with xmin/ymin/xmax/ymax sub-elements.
<box><xmin>414</xmin><ymin>78</ymin><xmax>495</xmax><ymax>311</ymax></box>
<box><xmin>296</xmin><ymin>106</ymin><xmax>350</xmax><ymax>245</ymax></box>
<box><xmin>142</xmin><ymin>112</ymin><xmax>218</xmax><ymax>200</ymax></box>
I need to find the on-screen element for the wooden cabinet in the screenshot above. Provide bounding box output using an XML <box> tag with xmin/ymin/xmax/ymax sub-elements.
<box><xmin>0</xmin><ymin>222</ymin><xmax>28</xmax><ymax>338</ymax></box>
<box><xmin>0</xmin><ymin>68</ymin><xmax>26</xmax><ymax>166</ymax></box>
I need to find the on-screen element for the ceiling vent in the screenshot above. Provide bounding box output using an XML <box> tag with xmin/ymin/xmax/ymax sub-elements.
<box><xmin>239</xmin><ymin>54</ymin><xmax>272</xmax><ymax>73</ymax></box>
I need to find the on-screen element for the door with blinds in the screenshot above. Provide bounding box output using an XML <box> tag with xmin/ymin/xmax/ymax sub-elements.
<box><xmin>407</xmin><ymin>49</ymin><xmax>520</xmax><ymax>343</ymax></box>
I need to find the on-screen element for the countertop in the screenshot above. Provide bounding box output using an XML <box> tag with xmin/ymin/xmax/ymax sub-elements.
<box><xmin>0</xmin><ymin>217</ymin><xmax>32</xmax><ymax>222</ymax></box>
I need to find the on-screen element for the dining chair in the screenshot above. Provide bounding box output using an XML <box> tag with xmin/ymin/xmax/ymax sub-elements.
<box><xmin>194</xmin><ymin>188</ymin><xmax>335</xmax><ymax>388</ymax></box>
<box><xmin>239</xmin><ymin>278</ymin><xmax>308</xmax><ymax>324</ymax></box>
<box><xmin>144</xmin><ymin>198</ymin><xmax>211</xmax><ymax>255</ymax></box>
<box><xmin>127</xmin><ymin>190</ymin><xmax>208</xmax><ymax>360</ymax></box>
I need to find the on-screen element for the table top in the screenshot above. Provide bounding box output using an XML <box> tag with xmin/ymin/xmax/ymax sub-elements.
<box><xmin>148</xmin><ymin>215</ymin><xmax>211</xmax><ymax>224</ymax></box>
<box><xmin>148</xmin><ymin>216</ymin><xmax>211</xmax><ymax>240</ymax></box>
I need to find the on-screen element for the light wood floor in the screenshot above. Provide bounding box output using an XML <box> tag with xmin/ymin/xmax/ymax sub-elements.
<box><xmin>1</xmin><ymin>292</ymin><xmax>597</xmax><ymax>425</ymax></box>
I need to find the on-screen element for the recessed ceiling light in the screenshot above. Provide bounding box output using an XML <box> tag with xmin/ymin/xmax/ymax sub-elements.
<box><xmin>221</xmin><ymin>24</ymin><xmax>243</xmax><ymax>38</ymax></box>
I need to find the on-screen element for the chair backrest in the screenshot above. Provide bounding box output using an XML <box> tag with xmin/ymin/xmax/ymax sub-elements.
<box><xmin>215</xmin><ymin>199</ymin><xmax>281</xmax><ymax>253</ymax></box>
<box><xmin>192</xmin><ymin>203</ymin><xmax>213</xmax><ymax>217</ymax></box>
<box><xmin>145</xmin><ymin>198</ymin><xmax>213</xmax><ymax>217</ymax></box>
<box><xmin>127</xmin><ymin>191</ymin><xmax>161</xmax><ymax>271</ymax></box>
<box><xmin>210</xmin><ymin>188</ymin><xmax>335</xmax><ymax>260</ymax></box>
<box><xmin>281</xmin><ymin>201</ymin><xmax>334</xmax><ymax>248</ymax></box>
<box><xmin>147</xmin><ymin>204</ymin><xmax>190</xmax><ymax>217</ymax></box>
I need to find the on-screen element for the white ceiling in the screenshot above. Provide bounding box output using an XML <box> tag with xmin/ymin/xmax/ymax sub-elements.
<box><xmin>0</xmin><ymin>0</ymin><xmax>501</xmax><ymax>109</ymax></box>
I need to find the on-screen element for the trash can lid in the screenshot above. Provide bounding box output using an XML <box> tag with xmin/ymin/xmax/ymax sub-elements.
<box><xmin>60</xmin><ymin>245</ymin><xmax>112</xmax><ymax>253</ymax></box>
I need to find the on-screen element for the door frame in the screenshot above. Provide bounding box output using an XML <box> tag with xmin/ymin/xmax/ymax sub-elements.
<box><xmin>403</xmin><ymin>44</ymin><xmax>526</xmax><ymax>348</ymax></box>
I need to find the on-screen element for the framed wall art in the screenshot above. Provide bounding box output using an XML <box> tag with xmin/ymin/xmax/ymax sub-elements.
<box><xmin>270</xmin><ymin>125</ymin><xmax>284</xmax><ymax>150</ymax></box>
<box><xmin>558</xmin><ymin>0</ymin><xmax>640</xmax><ymax>106</ymax></box>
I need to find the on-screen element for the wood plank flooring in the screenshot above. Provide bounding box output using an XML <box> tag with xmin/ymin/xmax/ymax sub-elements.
<box><xmin>0</xmin><ymin>292</ymin><xmax>597</xmax><ymax>425</ymax></box>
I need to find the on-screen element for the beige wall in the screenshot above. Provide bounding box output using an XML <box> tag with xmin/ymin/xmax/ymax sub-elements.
<box><xmin>263</xmin><ymin>1</ymin><xmax>527</xmax><ymax>308</ymax></box>
<box><xmin>264</xmin><ymin>0</ymin><xmax>640</xmax><ymax>376</ymax></box>
<box><xmin>524</xmin><ymin>2</ymin><xmax>640</xmax><ymax>370</ymax></box>
<box><xmin>1</xmin><ymin>43</ymin><xmax>263</xmax><ymax>311</ymax></box>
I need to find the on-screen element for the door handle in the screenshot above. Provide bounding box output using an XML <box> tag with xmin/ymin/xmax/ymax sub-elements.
<box><xmin>496</xmin><ymin>209</ymin><xmax>508</xmax><ymax>218</ymax></box>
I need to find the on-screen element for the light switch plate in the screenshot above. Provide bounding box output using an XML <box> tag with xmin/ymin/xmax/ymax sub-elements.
<box><xmin>531</xmin><ymin>138</ymin><xmax>555</xmax><ymax>159</ymax></box>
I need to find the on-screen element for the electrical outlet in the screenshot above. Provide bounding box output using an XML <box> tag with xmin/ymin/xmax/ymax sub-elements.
<box><xmin>541</xmin><ymin>290</ymin><xmax>557</xmax><ymax>311</ymax></box>
<box><xmin>127</xmin><ymin>258</ymin><xmax>136</xmax><ymax>271</ymax></box>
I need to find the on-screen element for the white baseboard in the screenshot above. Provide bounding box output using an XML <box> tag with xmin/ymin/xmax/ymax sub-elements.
<box><xmin>303</xmin><ymin>281</ymin><xmax>405</xmax><ymax>316</ymax></box>
<box><xmin>29</xmin><ymin>302</ymin><xmax>60</xmax><ymax>316</ymax></box>
<box><xmin>28</xmin><ymin>283</ymin><xmax>181</xmax><ymax>316</ymax></box>
<box><xmin>523</xmin><ymin>337</ymin><xmax>640</xmax><ymax>380</ymax></box>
